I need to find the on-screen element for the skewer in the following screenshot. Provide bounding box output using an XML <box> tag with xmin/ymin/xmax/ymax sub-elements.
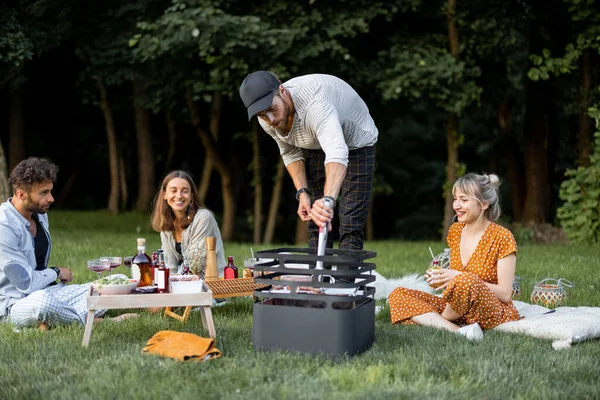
<box><xmin>315</xmin><ymin>198</ymin><xmax>334</xmax><ymax>282</ymax></box>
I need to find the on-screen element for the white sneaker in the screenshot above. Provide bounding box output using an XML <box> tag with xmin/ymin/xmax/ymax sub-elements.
<box><xmin>457</xmin><ymin>323</ymin><xmax>484</xmax><ymax>341</ymax></box>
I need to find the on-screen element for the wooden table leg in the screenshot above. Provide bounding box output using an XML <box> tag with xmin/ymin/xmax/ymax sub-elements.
<box><xmin>164</xmin><ymin>306</ymin><xmax>182</xmax><ymax>322</ymax></box>
<box><xmin>199</xmin><ymin>306</ymin><xmax>216</xmax><ymax>339</ymax></box>
<box><xmin>181</xmin><ymin>306</ymin><xmax>192</xmax><ymax>322</ymax></box>
<box><xmin>199</xmin><ymin>305</ymin><xmax>208</xmax><ymax>327</ymax></box>
<box><xmin>164</xmin><ymin>306</ymin><xmax>193</xmax><ymax>322</ymax></box>
<box><xmin>82</xmin><ymin>309</ymin><xmax>96</xmax><ymax>347</ymax></box>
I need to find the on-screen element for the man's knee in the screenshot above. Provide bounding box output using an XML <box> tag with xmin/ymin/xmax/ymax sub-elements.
<box><xmin>24</xmin><ymin>290</ymin><xmax>57</xmax><ymax>317</ymax></box>
<box><xmin>339</xmin><ymin>229</ymin><xmax>365</xmax><ymax>249</ymax></box>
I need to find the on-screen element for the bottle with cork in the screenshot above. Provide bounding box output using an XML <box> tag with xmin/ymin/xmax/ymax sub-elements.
<box><xmin>205</xmin><ymin>236</ymin><xmax>219</xmax><ymax>281</ymax></box>
<box><xmin>156</xmin><ymin>251</ymin><xmax>170</xmax><ymax>293</ymax></box>
<box><xmin>224</xmin><ymin>256</ymin><xmax>238</xmax><ymax>280</ymax></box>
<box><xmin>132</xmin><ymin>238</ymin><xmax>153</xmax><ymax>287</ymax></box>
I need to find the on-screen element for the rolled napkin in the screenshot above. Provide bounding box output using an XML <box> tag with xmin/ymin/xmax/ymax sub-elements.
<box><xmin>142</xmin><ymin>330</ymin><xmax>221</xmax><ymax>361</ymax></box>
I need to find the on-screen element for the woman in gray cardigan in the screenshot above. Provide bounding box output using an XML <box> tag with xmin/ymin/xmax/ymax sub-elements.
<box><xmin>151</xmin><ymin>171</ymin><xmax>226</xmax><ymax>278</ymax></box>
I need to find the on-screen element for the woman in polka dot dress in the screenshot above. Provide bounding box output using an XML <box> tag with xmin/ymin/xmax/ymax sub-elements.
<box><xmin>388</xmin><ymin>173</ymin><xmax>520</xmax><ymax>340</ymax></box>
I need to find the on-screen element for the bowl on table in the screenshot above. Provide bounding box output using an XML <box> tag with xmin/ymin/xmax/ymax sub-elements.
<box><xmin>91</xmin><ymin>277</ymin><xmax>139</xmax><ymax>295</ymax></box>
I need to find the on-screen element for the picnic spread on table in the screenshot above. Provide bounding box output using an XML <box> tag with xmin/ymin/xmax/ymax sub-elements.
<box><xmin>82</xmin><ymin>234</ymin><xmax>380</xmax><ymax>359</ymax></box>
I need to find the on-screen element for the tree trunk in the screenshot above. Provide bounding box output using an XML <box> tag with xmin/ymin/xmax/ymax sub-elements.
<box><xmin>185</xmin><ymin>87</ymin><xmax>236</xmax><ymax>240</ymax></box>
<box><xmin>442</xmin><ymin>0</ymin><xmax>460</xmax><ymax>239</ymax></box>
<box><xmin>199</xmin><ymin>92</ymin><xmax>222</xmax><ymax>202</ymax></box>
<box><xmin>165</xmin><ymin>110</ymin><xmax>177</xmax><ymax>171</ymax></box>
<box><xmin>578</xmin><ymin>49</ymin><xmax>592</xmax><ymax>167</ymax></box>
<box><xmin>97</xmin><ymin>79</ymin><xmax>120</xmax><ymax>213</ymax></box>
<box><xmin>498</xmin><ymin>101</ymin><xmax>524</xmax><ymax>221</ymax></box>
<box><xmin>118</xmin><ymin>148</ymin><xmax>128</xmax><ymax>210</ymax></box>
<box><xmin>520</xmin><ymin>83</ymin><xmax>549</xmax><ymax>223</ymax></box>
<box><xmin>252</xmin><ymin>121</ymin><xmax>263</xmax><ymax>244</ymax></box>
<box><xmin>0</xmin><ymin>141</ymin><xmax>11</xmax><ymax>200</ymax></box>
<box><xmin>264</xmin><ymin>160</ymin><xmax>285</xmax><ymax>244</ymax></box>
<box><xmin>133</xmin><ymin>79</ymin><xmax>155</xmax><ymax>212</ymax></box>
<box><xmin>8</xmin><ymin>86</ymin><xmax>25</xmax><ymax>171</ymax></box>
<box><xmin>442</xmin><ymin>114</ymin><xmax>460</xmax><ymax>238</ymax></box>
<box><xmin>54</xmin><ymin>169</ymin><xmax>78</xmax><ymax>208</ymax></box>
<box><xmin>447</xmin><ymin>0</ymin><xmax>459</xmax><ymax>60</ymax></box>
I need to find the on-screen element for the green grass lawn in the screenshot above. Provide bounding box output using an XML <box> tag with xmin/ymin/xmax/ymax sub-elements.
<box><xmin>1</xmin><ymin>211</ymin><xmax>599</xmax><ymax>399</ymax></box>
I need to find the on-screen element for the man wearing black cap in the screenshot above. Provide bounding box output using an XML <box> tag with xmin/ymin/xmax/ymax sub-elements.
<box><xmin>239</xmin><ymin>71</ymin><xmax>378</xmax><ymax>250</ymax></box>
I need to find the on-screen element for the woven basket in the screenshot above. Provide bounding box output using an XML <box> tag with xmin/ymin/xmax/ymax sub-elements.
<box><xmin>530</xmin><ymin>278</ymin><xmax>574</xmax><ymax>308</ymax></box>
<box><xmin>206</xmin><ymin>277</ymin><xmax>267</xmax><ymax>296</ymax></box>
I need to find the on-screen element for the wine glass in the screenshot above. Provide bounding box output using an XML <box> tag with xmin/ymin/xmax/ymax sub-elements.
<box><xmin>99</xmin><ymin>257</ymin><xmax>112</xmax><ymax>279</ymax></box>
<box><xmin>88</xmin><ymin>259</ymin><xmax>110</xmax><ymax>280</ymax></box>
<box><xmin>102</xmin><ymin>256</ymin><xmax>122</xmax><ymax>279</ymax></box>
<box><xmin>244</xmin><ymin>258</ymin><xmax>258</xmax><ymax>278</ymax></box>
<box><xmin>123</xmin><ymin>256</ymin><xmax>133</xmax><ymax>268</ymax></box>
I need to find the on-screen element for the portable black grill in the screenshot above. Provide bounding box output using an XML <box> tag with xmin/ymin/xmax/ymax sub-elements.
<box><xmin>252</xmin><ymin>247</ymin><xmax>377</xmax><ymax>358</ymax></box>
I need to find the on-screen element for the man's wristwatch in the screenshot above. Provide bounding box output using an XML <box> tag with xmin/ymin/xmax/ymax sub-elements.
<box><xmin>323</xmin><ymin>195</ymin><xmax>336</xmax><ymax>208</ymax></box>
<box><xmin>50</xmin><ymin>266</ymin><xmax>61</xmax><ymax>280</ymax></box>
<box><xmin>295</xmin><ymin>188</ymin><xmax>312</xmax><ymax>201</ymax></box>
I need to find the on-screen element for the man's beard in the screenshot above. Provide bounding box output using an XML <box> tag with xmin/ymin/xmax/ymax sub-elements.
<box><xmin>25</xmin><ymin>199</ymin><xmax>49</xmax><ymax>214</ymax></box>
<box><xmin>276</xmin><ymin>101</ymin><xmax>292</xmax><ymax>135</ymax></box>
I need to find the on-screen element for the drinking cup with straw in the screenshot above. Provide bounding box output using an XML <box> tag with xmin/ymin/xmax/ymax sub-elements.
<box><xmin>427</xmin><ymin>247</ymin><xmax>443</xmax><ymax>289</ymax></box>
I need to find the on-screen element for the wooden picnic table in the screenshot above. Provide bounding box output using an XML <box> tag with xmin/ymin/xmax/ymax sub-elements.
<box><xmin>82</xmin><ymin>286</ymin><xmax>216</xmax><ymax>347</ymax></box>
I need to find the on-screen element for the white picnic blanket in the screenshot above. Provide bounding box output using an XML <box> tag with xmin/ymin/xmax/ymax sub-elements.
<box><xmin>374</xmin><ymin>272</ymin><xmax>600</xmax><ymax>350</ymax></box>
<box><xmin>493</xmin><ymin>301</ymin><xmax>600</xmax><ymax>350</ymax></box>
<box><xmin>282</xmin><ymin>269</ymin><xmax>600</xmax><ymax>350</ymax></box>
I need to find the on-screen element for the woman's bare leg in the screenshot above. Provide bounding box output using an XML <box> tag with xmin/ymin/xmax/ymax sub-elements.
<box><xmin>411</xmin><ymin>312</ymin><xmax>459</xmax><ymax>333</ymax></box>
<box><xmin>441</xmin><ymin>304</ymin><xmax>461</xmax><ymax>321</ymax></box>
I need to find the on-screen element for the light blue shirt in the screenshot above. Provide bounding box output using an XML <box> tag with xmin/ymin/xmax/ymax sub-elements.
<box><xmin>0</xmin><ymin>199</ymin><xmax>58</xmax><ymax>317</ymax></box>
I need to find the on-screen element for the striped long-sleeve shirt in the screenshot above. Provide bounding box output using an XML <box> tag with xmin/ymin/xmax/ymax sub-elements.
<box><xmin>258</xmin><ymin>74</ymin><xmax>378</xmax><ymax>167</ymax></box>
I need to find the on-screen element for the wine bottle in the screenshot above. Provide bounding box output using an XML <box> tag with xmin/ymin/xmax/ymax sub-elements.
<box><xmin>133</xmin><ymin>238</ymin><xmax>153</xmax><ymax>287</ymax></box>
<box><xmin>156</xmin><ymin>251</ymin><xmax>170</xmax><ymax>293</ymax></box>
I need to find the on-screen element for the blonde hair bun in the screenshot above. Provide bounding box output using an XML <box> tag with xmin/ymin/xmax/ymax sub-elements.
<box><xmin>488</xmin><ymin>174</ymin><xmax>501</xmax><ymax>189</ymax></box>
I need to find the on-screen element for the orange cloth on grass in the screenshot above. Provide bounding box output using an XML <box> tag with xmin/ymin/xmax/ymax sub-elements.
<box><xmin>142</xmin><ymin>330</ymin><xmax>221</xmax><ymax>361</ymax></box>
<box><xmin>388</xmin><ymin>222</ymin><xmax>521</xmax><ymax>329</ymax></box>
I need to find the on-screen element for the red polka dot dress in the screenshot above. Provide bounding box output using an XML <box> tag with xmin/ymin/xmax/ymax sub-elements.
<box><xmin>388</xmin><ymin>222</ymin><xmax>521</xmax><ymax>329</ymax></box>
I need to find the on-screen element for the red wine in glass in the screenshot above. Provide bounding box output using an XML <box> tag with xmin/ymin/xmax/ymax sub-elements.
<box><xmin>99</xmin><ymin>257</ymin><xmax>111</xmax><ymax>279</ymax></box>
<box><xmin>102</xmin><ymin>256</ymin><xmax>122</xmax><ymax>279</ymax></box>
<box><xmin>88</xmin><ymin>259</ymin><xmax>109</xmax><ymax>280</ymax></box>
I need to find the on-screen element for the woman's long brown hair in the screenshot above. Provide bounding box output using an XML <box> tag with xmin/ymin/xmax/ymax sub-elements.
<box><xmin>151</xmin><ymin>170</ymin><xmax>205</xmax><ymax>232</ymax></box>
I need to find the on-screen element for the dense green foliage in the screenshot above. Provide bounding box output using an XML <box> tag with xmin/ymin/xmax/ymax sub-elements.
<box><xmin>1</xmin><ymin>0</ymin><xmax>600</xmax><ymax>241</ymax></box>
<box><xmin>1</xmin><ymin>213</ymin><xmax>599</xmax><ymax>399</ymax></box>
<box><xmin>557</xmin><ymin>106</ymin><xmax>600</xmax><ymax>243</ymax></box>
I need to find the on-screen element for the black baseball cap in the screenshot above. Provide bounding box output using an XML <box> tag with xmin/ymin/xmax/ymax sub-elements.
<box><xmin>239</xmin><ymin>71</ymin><xmax>280</xmax><ymax>120</ymax></box>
